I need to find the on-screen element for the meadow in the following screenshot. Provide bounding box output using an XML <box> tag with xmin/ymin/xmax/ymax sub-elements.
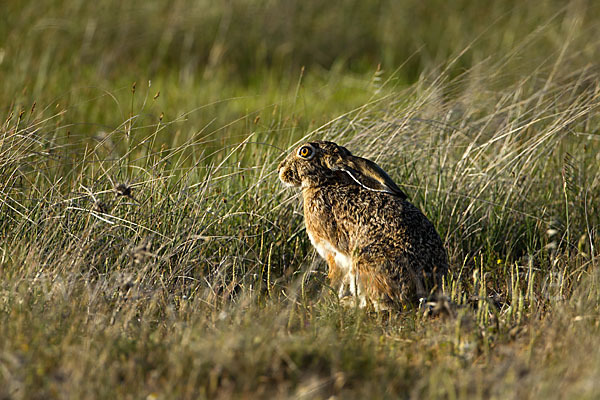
<box><xmin>1</xmin><ymin>1</ymin><xmax>600</xmax><ymax>398</ymax></box>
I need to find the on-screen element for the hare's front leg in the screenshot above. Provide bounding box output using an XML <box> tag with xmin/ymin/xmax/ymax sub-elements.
<box><xmin>350</xmin><ymin>264</ymin><xmax>368</xmax><ymax>308</ymax></box>
<box><xmin>326</xmin><ymin>253</ymin><xmax>347</xmax><ymax>297</ymax></box>
<box><xmin>334</xmin><ymin>255</ymin><xmax>368</xmax><ymax>308</ymax></box>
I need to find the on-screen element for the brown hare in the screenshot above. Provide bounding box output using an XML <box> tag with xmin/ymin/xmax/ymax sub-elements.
<box><xmin>278</xmin><ymin>140</ymin><xmax>448</xmax><ymax>311</ymax></box>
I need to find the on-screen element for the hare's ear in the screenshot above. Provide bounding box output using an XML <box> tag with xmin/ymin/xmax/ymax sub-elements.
<box><xmin>331</xmin><ymin>155</ymin><xmax>408</xmax><ymax>199</ymax></box>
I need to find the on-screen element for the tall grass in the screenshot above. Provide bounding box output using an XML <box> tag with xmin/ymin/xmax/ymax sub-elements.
<box><xmin>1</xmin><ymin>0</ymin><xmax>600</xmax><ymax>398</ymax></box>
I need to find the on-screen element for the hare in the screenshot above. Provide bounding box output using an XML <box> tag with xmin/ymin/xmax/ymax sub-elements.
<box><xmin>278</xmin><ymin>140</ymin><xmax>448</xmax><ymax>311</ymax></box>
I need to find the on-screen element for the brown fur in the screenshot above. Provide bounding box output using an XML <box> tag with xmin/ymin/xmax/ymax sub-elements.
<box><xmin>278</xmin><ymin>140</ymin><xmax>448</xmax><ymax>310</ymax></box>
<box><xmin>326</xmin><ymin>253</ymin><xmax>342</xmax><ymax>283</ymax></box>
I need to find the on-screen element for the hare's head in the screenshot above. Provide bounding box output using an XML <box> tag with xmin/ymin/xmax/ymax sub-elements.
<box><xmin>278</xmin><ymin>140</ymin><xmax>407</xmax><ymax>198</ymax></box>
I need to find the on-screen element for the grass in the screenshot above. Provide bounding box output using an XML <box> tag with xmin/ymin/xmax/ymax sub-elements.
<box><xmin>1</xmin><ymin>0</ymin><xmax>600</xmax><ymax>399</ymax></box>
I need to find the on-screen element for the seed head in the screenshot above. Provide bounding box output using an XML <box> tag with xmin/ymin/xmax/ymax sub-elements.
<box><xmin>114</xmin><ymin>183</ymin><xmax>132</xmax><ymax>198</ymax></box>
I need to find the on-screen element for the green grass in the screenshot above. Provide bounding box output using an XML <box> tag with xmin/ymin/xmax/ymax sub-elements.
<box><xmin>2</xmin><ymin>1</ymin><xmax>600</xmax><ymax>399</ymax></box>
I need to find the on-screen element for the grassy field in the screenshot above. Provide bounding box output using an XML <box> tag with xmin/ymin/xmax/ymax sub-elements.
<box><xmin>2</xmin><ymin>1</ymin><xmax>600</xmax><ymax>398</ymax></box>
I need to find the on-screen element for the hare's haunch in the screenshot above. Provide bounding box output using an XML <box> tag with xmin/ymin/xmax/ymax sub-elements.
<box><xmin>278</xmin><ymin>141</ymin><xmax>448</xmax><ymax>310</ymax></box>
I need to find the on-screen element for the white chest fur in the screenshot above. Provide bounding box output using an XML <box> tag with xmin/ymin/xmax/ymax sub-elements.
<box><xmin>306</xmin><ymin>230</ymin><xmax>356</xmax><ymax>298</ymax></box>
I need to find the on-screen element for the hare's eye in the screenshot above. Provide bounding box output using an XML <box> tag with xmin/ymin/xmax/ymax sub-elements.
<box><xmin>298</xmin><ymin>145</ymin><xmax>314</xmax><ymax>159</ymax></box>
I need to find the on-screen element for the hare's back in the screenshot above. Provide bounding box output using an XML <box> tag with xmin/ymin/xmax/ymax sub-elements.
<box><xmin>317</xmin><ymin>183</ymin><xmax>447</xmax><ymax>269</ymax></box>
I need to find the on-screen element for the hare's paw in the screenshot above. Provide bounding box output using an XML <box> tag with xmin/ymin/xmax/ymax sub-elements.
<box><xmin>338</xmin><ymin>294</ymin><xmax>371</xmax><ymax>309</ymax></box>
<box><xmin>339</xmin><ymin>295</ymin><xmax>360</xmax><ymax>308</ymax></box>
